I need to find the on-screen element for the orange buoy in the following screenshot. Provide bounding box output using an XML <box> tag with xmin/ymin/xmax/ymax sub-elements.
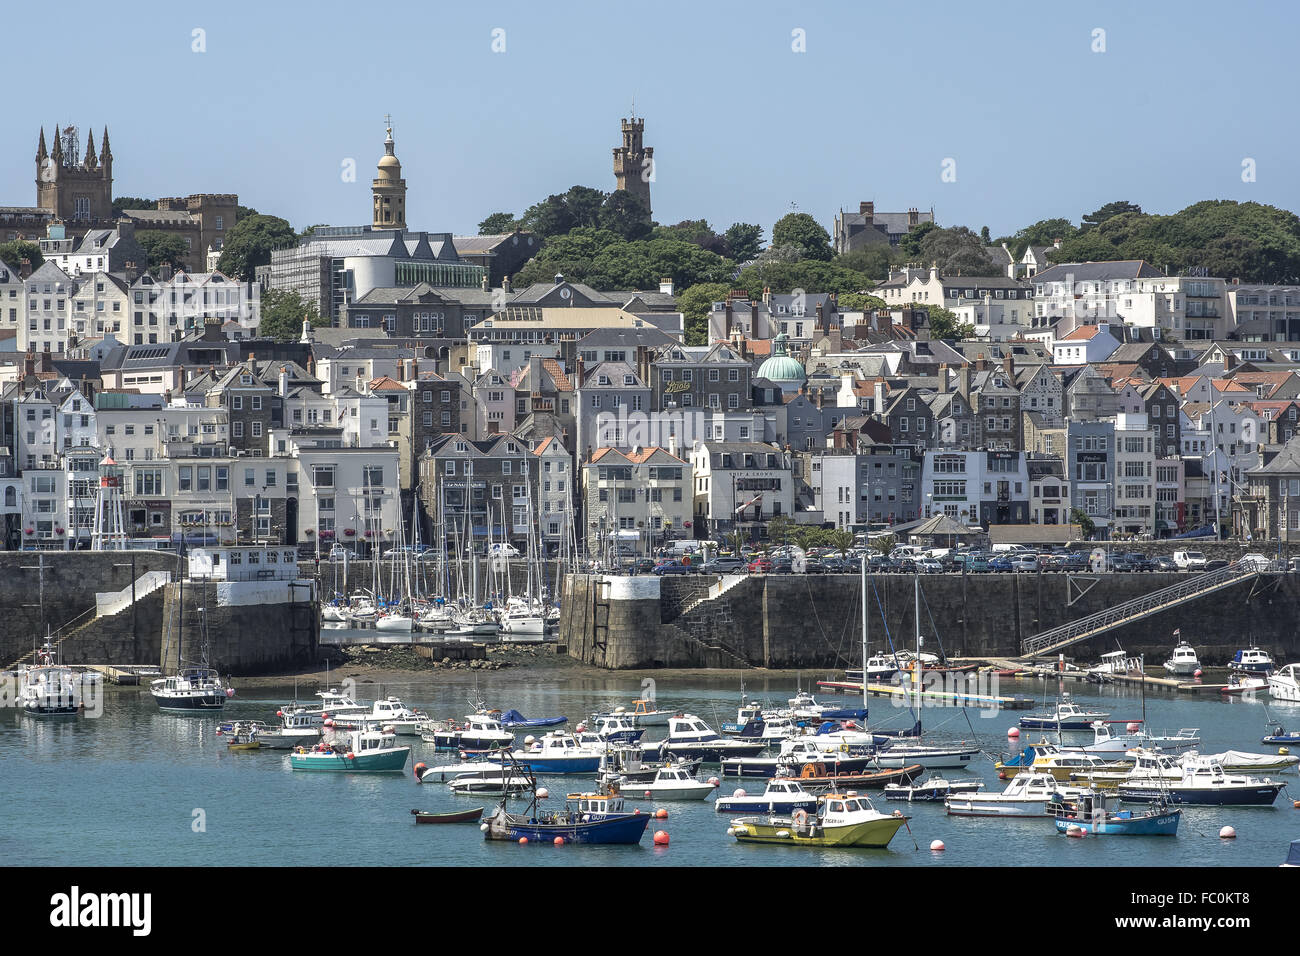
<box><xmin>655</xmin><ymin>809</ymin><xmax>668</xmax><ymax>819</ymax></box>
<box><xmin>553</xmin><ymin>837</ymin><xmax>565</xmax><ymax>846</ymax></box>
<box><xmin>653</xmin><ymin>830</ymin><xmax>669</xmax><ymax>846</ymax></box>
<box><xmin>519</xmin><ymin>837</ymin><xmax>529</xmax><ymax>844</ymax></box>
<box><xmin>345</xmin><ymin>752</ymin><xmax>355</xmax><ymax>760</ymax></box>
<box><xmin>1066</xmin><ymin>825</ymin><xmax>1085</xmax><ymax>839</ymax></box>
<box><xmin>1007</xmin><ymin>728</ymin><xmax>1020</xmax><ymax>738</ymax></box>
<box><xmin>644</xmin><ymin>790</ymin><xmax>653</xmax><ymax>799</ymax></box>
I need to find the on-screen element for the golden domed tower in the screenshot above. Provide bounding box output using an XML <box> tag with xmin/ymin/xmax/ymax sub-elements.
<box><xmin>372</xmin><ymin>119</ymin><xmax>407</xmax><ymax>230</ymax></box>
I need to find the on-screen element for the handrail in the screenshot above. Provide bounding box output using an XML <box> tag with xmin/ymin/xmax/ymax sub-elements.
<box><xmin>1021</xmin><ymin>562</ymin><xmax>1263</xmax><ymax>657</ymax></box>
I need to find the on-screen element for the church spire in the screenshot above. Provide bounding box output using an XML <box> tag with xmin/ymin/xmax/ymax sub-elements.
<box><xmin>100</xmin><ymin>126</ymin><xmax>111</xmax><ymax>165</ymax></box>
<box><xmin>37</xmin><ymin>127</ymin><xmax>48</xmax><ymax>163</ymax></box>
<box><xmin>51</xmin><ymin>123</ymin><xmax>63</xmax><ymax>163</ymax></box>
<box><xmin>84</xmin><ymin>128</ymin><xmax>98</xmax><ymax>170</ymax></box>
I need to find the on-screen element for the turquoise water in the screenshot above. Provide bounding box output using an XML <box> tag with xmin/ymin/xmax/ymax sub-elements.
<box><xmin>2</xmin><ymin>672</ymin><xmax>1295</xmax><ymax>867</ymax></box>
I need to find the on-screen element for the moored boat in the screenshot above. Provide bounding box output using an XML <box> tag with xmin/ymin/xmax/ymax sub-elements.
<box><xmin>1163</xmin><ymin>640</ymin><xmax>1201</xmax><ymax>677</ymax></box>
<box><xmin>288</xmin><ymin>728</ymin><xmax>410</xmax><ymax>773</ymax></box>
<box><xmin>1050</xmin><ymin>790</ymin><xmax>1180</xmax><ymax>836</ymax></box>
<box><xmin>884</xmin><ymin>775</ymin><xmax>986</xmax><ymax>802</ymax></box>
<box><xmin>482</xmin><ymin>786</ymin><xmax>649</xmax><ymax>845</ymax></box>
<box><xmin>1018</xmin><ymin>694</ymin><xmax>1109</xmax><ymax>731</ymax></box>
<box><xmin>945</xmin><ymin>772</ymin><xmax>1084</xmax><ymax>817</ymax></box>
<box><xmin>411</xmin><ymin>807</ymin><xmax>485</xmax><ymax>824</ymax></box>
<box><xmin>714</xmin><ymin>779</ymin><xmax>821</xmax><ymax>814</ymax></box>
<box><xmin>1230</xmin><ymin>647</ymin><xmax>1275</xmax><ymax>674</ymax></box>
<box><xmin>728</xmin><ymin>793</ymin><xmax>910</xmax><ymax>849</ymax></box>
<box><xmin>615</xmin><ymin>765</ymin><xmax>717</xmax><ymax>801</ymax></box>
<box><xmin>1117</xmin><ymin>755</ymin><xmax>1285</xmax><ymax>806</ymax></box>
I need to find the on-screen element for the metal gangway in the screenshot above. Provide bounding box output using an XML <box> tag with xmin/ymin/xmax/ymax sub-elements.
<box><xmin>1020</xmin><ymin>561</ymin><xmax>1265</xmax><ymax>658</ymax></box>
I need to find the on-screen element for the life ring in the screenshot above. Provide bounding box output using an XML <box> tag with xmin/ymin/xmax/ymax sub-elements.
<box><xmin>839</xmin><ymin>743</ymin><xmax>849</xmax><ymax>753</ymax></box>
<box><xmin>801</xmin><ymin>763</ymin><xmax>816</xmax><ymax>779</ymax></box>
<box><xmin>792</xmin><ymin>809</ymin><xmax>809</xmax><ymax>827</ymax></box>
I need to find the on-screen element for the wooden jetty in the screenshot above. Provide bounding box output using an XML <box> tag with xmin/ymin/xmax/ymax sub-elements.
<box><xmin>816</xmin><ymin>679</ymin><xmax>1036</xmax><ymax>710</ymax></box>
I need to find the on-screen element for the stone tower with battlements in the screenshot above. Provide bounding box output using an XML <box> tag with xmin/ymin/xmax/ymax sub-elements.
<box><xmin>612</xmin><ymin>115</ymin><xmax>652</xmax><ymax>221</ymax></box>
<box><xmin>36</xmin><ymin>124</ymin><xmax>113</xmax><ymax>222</ymax></box>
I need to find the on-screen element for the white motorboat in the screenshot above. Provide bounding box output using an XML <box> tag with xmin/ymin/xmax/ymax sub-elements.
<box><xmin>259</xmin><ymin>706</ymin><xmax>323</xmax><ymax>748</ymax></box>
<box><xmin>714</xmin><ymin>779</ymin><xmax>821</xmax><ymax>814</ymax></box>
<box><xmin>1060</xmin><ymin>721</ymin><xmax>1200</xmax><ymax>755</ymax></box>
<box><xmin>1018</xmin><ymin>694</ymin><xmax>1110</xmax><ymax>731</ymax></box>
<box><xmin>330</xmin><ymin>696</ymin><xmax>426</xmax><ymax>736</ymax></box>
<box><xmin>1163</xmin><ymin>641</ymin><xmax>1201</xmax><ymax>677</ymax></box>
<box><xmin>641</xmin><ymin>714</ymin><xmax>768</xmax><ymax>763</ymax></box>
<box><xmin>599</xmin><ymin>699</ymin><xmax>672</xmax><ymax>727</ymax></box>
<box><xmin>447</xmin><ymin>768</ymin><xmax>535</xmax><ymax>795</ymax></box>
<box><xmin>615</xmin><ymin>765</ymin><xmax>718</xmax><ymax>801</ymax></box>
<box><xmin>1088</xmin><ymin>650</ymin><xmax>1143</xmax><ymax>677</ymax></box>
<box><xmin>1268</xmin><ymin>663</ymin><xmax>1300</xmax><ymax>703</ymax></box>
<box><xmin>1118</xmin><ymin>754</ymin><xmax>1285</xmax><ymax>806</ymax></box>
<box><xmin>883</xmin><ymin>774</ymin><xmax>986</xmax><ymax>801</ymax></box>
<box><xmin>18</xmin><ymin>645</ymin><xmax>82</xmax><ymax>718</ymax></box>
<box><xmin>151</xmin><ymin>666</ymin><xmax>230</xmax><ymax>712</ymax></box>
<box><xmin>1191</xmin><ymin>749</ymin><xmax>1300</xmax><ymax>774</ymax></box>
<box><xmin>588</xmin><ymin>715</ymin><xmax>644</xmax><ymax>744</ymax></box>
<box><xmin>945</xmin><ymin>771</ymin><xmax>1081</xmax><ymax>817</ymax></box>
<box><xmin>375</xmin><ymin>611</ymin><xmax>414</xmax><ymax>633</ymax></box>
<box><xmin>512</xmin><ymin>732</ymin><xmax>603</xmax><ymax>774</ymax></box>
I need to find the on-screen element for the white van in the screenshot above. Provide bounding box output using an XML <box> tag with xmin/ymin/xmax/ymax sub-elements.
<box><xmin>1172</xmin><ymin>550</ymin><xmax>1206</xmax><ymax>570</ymax></box>
<box><xmin>991</xmin><ymin>543</ymin><xmax>1031</xmax><ymax>554</ymax></box>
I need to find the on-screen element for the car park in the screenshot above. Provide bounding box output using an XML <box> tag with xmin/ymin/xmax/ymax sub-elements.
<box><xmin>747</xmin><ymin>557</ymin><xmax>773</xmax><ymax>574</ymax></box>
<box><xmin>770</xmin><ymin>558</ymin><xmax>794</xmax><ymax>574</ymax></box>
<box><xmin>915</xmin><ymin>558</ymin><xmax>944</xmax><ymax>574</ymax></box>
<box><xmin>652</xmin><ymin>560</ymin><xmax>692</xmax><ymax>575</ymax></box>
<box><xmin>803</xmin><ymin>558</ymin><xmax>827</xmax><ymax>574</ymax></box>
<box><xmin>631</xmin><ymin>558</ymin><xmax>656</xmax><ymax>574</ymax></box>
<box><xmin>1010</xmin><ymin>554</ymin><xmax>1040</xmax><ymax>573</ymax></box>
<box><xmin>1152</xmin><ymin>555</ymin><xmax>1178</xmax><ymax>571</ymax></box>
<box><xmin>987</xmin><ymin>556</ymin><xmax>1013</xmax><ymax>572</ymax></box>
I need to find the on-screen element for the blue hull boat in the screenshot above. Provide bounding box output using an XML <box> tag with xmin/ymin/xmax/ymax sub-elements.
<box><xmin>1054</xmin><ymin>808</ymin><xmax>1181</xmax><ymax>835</ymax></box>
<box><xmin>513</xmin><ymin>755</ymin><xmax>601</xmax><ymax>774</ymax></box>
<box><xmin>483</xmin><ymin>797</ymin><xmax>649</xmax><ymax>845</ymax></box>
<box><xmin>1118</xmin><ymin>784</ymin><xmax>1283</xmax><ymax>806</ymax></box>
<box><xmin>499</xmin><ymin>710</ymin><xmax>567</xmax><ymax>729</ymax></box>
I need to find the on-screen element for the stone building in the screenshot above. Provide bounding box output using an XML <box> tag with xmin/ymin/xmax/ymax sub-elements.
<box><xmin>612</xmin><ymin>115</ymin><xmax>652</xmax><ymax>220</ymax></box>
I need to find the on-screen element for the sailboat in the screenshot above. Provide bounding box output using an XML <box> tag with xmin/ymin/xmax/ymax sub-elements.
<box><xmin>19</xmin><ymin>633</ymin><xmax>83</xmax><ymax>718</ymax></box>
<box><xmin>873</xmin><ymin>574</ymin><xmax>980</xmax><ymax>770</ymax></box>
<box><xmin>151</xmin><ymin>575</ymin><xmax>231</xmax><ymax>712</ymax></box>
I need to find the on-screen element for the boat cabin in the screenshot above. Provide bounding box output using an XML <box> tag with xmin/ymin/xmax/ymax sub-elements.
<box><xmin>349</xmin><ymin>729</ymin><xmax>399</xmax><ymax>752</ymax></box>
<box><xmin>567</xmin><ymin>792</ymin><xmax>627</xmax><ymax>816</ymax></box>
<box><xmin>666</xmin><ymin>715</ymin><xmax>721</xmax><ymax>742</ymax></box>
<box><xmin>818</xmin><ymin>794</ymin><xmax>880</xmax><ymax>824</ymax></box>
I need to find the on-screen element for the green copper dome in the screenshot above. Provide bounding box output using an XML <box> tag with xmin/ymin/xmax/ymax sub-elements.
<box><xmin>757</xmin><ymin>333</ymin><xmax>806</xmax><ymax>385</ymax></box>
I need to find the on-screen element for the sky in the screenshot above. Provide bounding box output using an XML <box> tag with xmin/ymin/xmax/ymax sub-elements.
<box><xmin>5</xmin><ymin>0</ymin><xmax>1296</xmax><ymax>244</ymax></box>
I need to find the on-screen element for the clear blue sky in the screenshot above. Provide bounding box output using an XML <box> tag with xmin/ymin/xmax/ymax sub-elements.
<box><xmin>5</xmin><ymin>0</ymin><xmax>1294</xmax><ymax>243</ymax></box>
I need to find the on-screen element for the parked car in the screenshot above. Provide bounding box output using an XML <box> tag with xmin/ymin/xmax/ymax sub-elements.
<box><xmin>987</xmin><ymin>556</ymin><xmax>1014</xmax><ymax>572</ymax></box>
<box><xmin>1060</xmin><ymin>552</ymin><xmax>1089</xmax><ymax>571</ymax></box>
<box><xmin>747</xmin><ymin>557</ymin><xmax>773</xmax><ymax>574</ymax></box>
<box><xmin>803</xmin><ymin>558</ymin><xmax>827</xmax><ymax>574</ymax></box>
<box><xmin>700</xmin><ymin>556</ymin><xmax>746</xmax><ymax>574</ymax></box>
<box><xmin>770</xmin><ymin>558</ymin><xmax>794</xmax><ymax>574</ymax></box>
<box><xmin>1204</xmin><ymin>558</ymin><xmax>1230</xmax><ymax>572</ymax></box>
<box><xmin>915</xmin><ymin>558</ymin><xmax>944</xmax><ymax>574</ymax></box>
<box><xmin>631</xmin><ymin>558</ymin><xmax>656</xmax><ymax>574</ymax></box>
<box><xmin>652</xmin><ymin>560</ymin><xmax>693</xmax><ymax>575</ymax></box>
<box><xmin>1152</xmin><ymin>555</ymin><xmax>1178</xmax><ymax>571</ymax></box>
<box><xmin>1124</xmin><ymin>552</ymin><xmax>1155</xmax><ymax>572</ymax></box>
<box><xmin>1010</xmin><ymin>555</ymin><xmax>1040</xmax><ymax>573</ymax></box>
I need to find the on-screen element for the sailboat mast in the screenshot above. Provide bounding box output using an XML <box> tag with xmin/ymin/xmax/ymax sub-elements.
<box><xmin>860</xmin><ymin>553</ymin><xmax>869</xmax><ymax>710</ymax></box>
<box><xmin>913</xmin><ymin>573</ymin><xmax>921</xmax><ymax>711</ymax></box>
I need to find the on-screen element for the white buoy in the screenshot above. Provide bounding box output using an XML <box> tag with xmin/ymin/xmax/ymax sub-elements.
<box><xmin>536</xmin><ymin>787</ymin><xmax>549</xmax><ymax>799</ymax></box>
<box><xmin>733</xmin><ymin>788</ymin><xmax>746</xmax><ymax>798</ymax></box>
<box><xmin>480</xmin><ymin>823</ymin><xmax>489</xmax><ymax>832</ymax></box>
<box><xmin>1007</xmin><ymin>727</ymin><xmax>1020</xmax><ymax>738</ymax></box>
<box><xmin>930</xmin><ymin>839</ymin><xmax>945</xmax><ymax>851</ymax></box>
<box><xmin>1127</xmin><ymin>722</ymin><xmax>1141</xmax><ymax>733</ymax></box>
<box><xmin>725</xmin><ymin>827</ymin><xmax>736</xmax><ymax>837</ymax></box>
<box><xmin>524</xmin><ymin>735</ymin><xmax>536</xmax><ymax>746</ymax></box>
<box><xmin>1220</xmin><ymin>825</ymin><xmax>1236</xmax><ymax>839</ymax></box>
<box><xmin>1066</xmin><ymin>825</ymin><xmax>1085</xmax><ymax>839</ymax></box>
<box><xmin>707</xmin><ymin>777</ymin><xmax>720</xmax><ymax>787</ymax></box>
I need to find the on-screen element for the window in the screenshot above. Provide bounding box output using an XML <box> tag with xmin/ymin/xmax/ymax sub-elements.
<box><xmin>134</xmin><ymin>469</ymin><xmax>164</xmax><ymax>496</ymax></box>
<box><xmin>244</xmin><ymin>468</ymin><xmax>255</xmax><ymax>487</ymax></box>
<box><xmin>251</xmin><ymin>422</ymin><xmax>262</xmax><ymax>438</ymax></box>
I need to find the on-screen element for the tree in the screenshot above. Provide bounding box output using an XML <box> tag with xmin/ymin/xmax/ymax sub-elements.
<box><xmin>216</xmin><ymin>214</ymin><xmax>296</xmax><ymax>281</ymax></box>
<box><xmin>736</xmin><ymin>259</ymin><xmax>874</xmax><ymax>297</ymax></box>
<box><xmin>135</xmin><ymin>231</ymin><xmax>189</xmax><ymax>274</ymax></box>
<box><xmin>767</xmin><ymin>515</ymin><xmax>798</xmax><ymax>546</ymax></box>
<box><xmin>654</xmin><ymin>220</ymin><xmax>726</xmax><ymax>254</ymax></box>
<box><xmin>1004</xmin><ymin>217</ymin><xmax>1077</xmax><ymax>258</ymax></box>
<box><xmin>257</xmin><ymin>288</ymin><xmax>318</xmax><ymax>342</ymax></box>
<box><xmin>478</xmin><ymin>212</ymin><xmax>518</xmax><ymax>234</ymax></box>
<box><xmin>835</xmin><ymin>244</ymin><xmax>896</xmax><ymax>281</ymax></box>
<box><xmin>826</xmin><ymin>529</ymin><xmax>854</xmax><ymax>556</ymax></box>
<box><xmin>298</xmin><ymin>223</ymin><xmax>328</xmax><ymax>240</ymax></box>
<box><xmin>772</xmin><ymin>213</ymin><xmax>832</xmax><ymax>261</ymax></box>
<box><xmin>1071</xmin><ymin>508</ymin><xmax>1096</xmax><ymax>540</ymax></box>
<box><xmin>980</xmin><ymin>226</ymin><xmax>991</xmax><ymax>244</ymax></box>
<box><xmin>676</xmin><ymin>282</ymin><xmax>732</xmax><ymax>346</ymax></box>
<box><xmin>112</xmin><ymin>196</ymin><xmax>155</xmax><ymax>217</ymax></box>
<box><xmin>917</xmin><ymin>226</ymin><xmax>1002</xmax><ymax>276</ymax></box>
<box><xmin>0</xmin><ymin>240</ymin><xmax>42</xmax><ymax>273</ymax></box>
<box><xmin>598</xmin><ymin>191</ymin><xmax>652</xmax><ymax>241</ymax></box>
<box><xmin>870</xmin><ymin>534</ymin><xmax>896</xmax><ymax>556</ymax></box>
<box><xmin>837</xmin><ymin>292</ymin><xmax>887</xmax><ymax>312</ymax></box>
<box><xmin>1081</xmin><ymin>200</ymin><xmax>1143</xmax><ymax>231</ymax></box>
<box><xmin>923</xmin><ymin>304</ymin><xmax>976</xmax><ymax>340</ymax></box>
<box><xmin>723</xmin><ymin>223</ymin><xmax>763</xmax><ymax>263</ymax></box>
<box><xmin>897</xmin><ymin>221</ymin><xmax>938</xmax><ymax>259</ymax></box>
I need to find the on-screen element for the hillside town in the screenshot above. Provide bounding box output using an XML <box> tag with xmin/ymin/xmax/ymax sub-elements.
<box><xmin>1</xmin><ymin>117</ymin><xmax>1298</xmax><ymax>559</ymax></box>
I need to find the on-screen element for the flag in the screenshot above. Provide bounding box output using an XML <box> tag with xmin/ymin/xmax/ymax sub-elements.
<box><xmin>1173</xmin><ymin>628</ymin><xmax>1181</xmax><ymax>638</ymax></box>
<box><xmin>735</xmin><ymin>493</ymin><xmax>762</xmax><ymax>515</ymax></box>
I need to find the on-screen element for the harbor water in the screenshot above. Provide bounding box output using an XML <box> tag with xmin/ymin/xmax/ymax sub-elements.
<box><xmin>2</xmin><ymin>671</ymin><xmax>1296</xmax><ymax>867</ymax></box>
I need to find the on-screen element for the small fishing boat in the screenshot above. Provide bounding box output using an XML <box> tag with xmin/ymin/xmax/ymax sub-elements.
<box><xmin>498</xmin><ymin>709</ymin><xmax>567</xmax><ymax>730</ymax></box>
<box><xmin>288</xmin><ymin>728</ymin><xmax>410</xmax><ymax>773</ymax></box>
<box><xmin>596</xmin><ymin>750</ymin><xmax>701</xmax><ymax>788</ymax></box>
<box><xmin>714</xmin><ymin>779</ymin><xmax>821</xmax><ymax>814</ymax></box>
<box><xmin>1060</xmin><ymin>721</ymin><xmax>1200</xmax><ymax>755</ymax></box>
<box><xmin>589</xmin><ymin>714</ymin><xmax>644</xmax><ymax>744</ymax></box>
<box><xmin>220</xmin><ymin>720</ymin><xmax>265</xmax><ymax>751</ymax></box>
<box><xmin>995</xmin><ymin>741</ymin><xmax>1063</xmax><ymax>777</ymax></box>
<box><xmin>329</xmin><ymin>696</ymin><xmax>426</xmax><ymax>735</ymax></box>
<box><xmin>414</xmin><ymin>759</ymin><xmax>506</xmax><ymax>784</ymax></box>
<box><xmin>259</xmin><ymin>707</ymin><xmax>323</xmax><ymax>748</ymax></box>
<box><xmin>616</xmin><ymin>765</ymin><xmax>717</xmax><ymax>801</ymax></box>
<box><xmin>1051</xmin><ymin>790</ymin><xmax>1180</xmax><ymax>836</ymax></box>
<box><xmin>448</xmin><ymin>768</ymin><xmax>536</xmax><ymax>796</ymax></box>
<box><xmin>411</xmin><ymin>807</ymin><xmax>485</xmax><ymax>824</ymax></box>
<box><xmin>945</xmin><ymin>772</ymin><xmax>1085</xmax><ymax>817</ymax></box>
<box><xmin>511</xmin><ymin>732</ymin><xmax>602</xmax><ymax>774</ymax></box>
<box><xmin>1230</xmin><ymin>647</ymin><xmax>1275</xmax><ymax>674</ymax></box>
<box><xmin>1189</xmin><ymin>749</ymin><xmax>1299</xmax><ymax>774</ymax></box>
<box><xmin>720</xmin><ymin>737</ymin><xmax>879</xmax><ymax>779</ymax></box>
<box><xmin>728</xmin><ymin>793</ymin><xmax>910</xmax><ymax>849</ymax></box>
<box><xmin>1117</xmin><ymin>754</ymin><xmax>1285</xmax><ymax>806</ymax></box>
<box><xmin>1163</xmin><ymin>640</ymin><xmax>1201</xmax><ymax>677</ymax></box>
<box><xmin>482</xmin><ymin>785</ymin><xmax>650</xmax><ymax>845</ymax></box>
<box><xmin>884</xmin><ymin>775</ymin><xmax>986</xmax><ymax>802</ymax></box>
<box><xmin>1018</xmin><ymin>694</ymin><xmax>1110</xmax><ymax>731</ymax></box>
<box><xmin>1268</xmin><ymin>663</ymin><xmax>1300</xmax><ymax>703</ymax></box>
<box><xmin>786</xmin><ymin>760</ymin><xmax>924</xmax><ymax>791</ymax></box>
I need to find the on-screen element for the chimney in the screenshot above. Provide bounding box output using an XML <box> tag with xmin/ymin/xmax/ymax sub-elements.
<box><xmin>762</xmin><ymin>287</ymin><xmax>771</xmax><ymax>307</ymax></box>
<box><xmin>860</xmin><ymin>201</ymin><xmax>874</xmax><ymax>223</ymax></box>
<box><xmin>553</xmin><ymin>272</ymin><xmax>564</xmax><ymax>286</ymax></box>
<box><xmin>958</xmin><ymin>365</ymin><xmax>971</xmax><ymax>397</ymax></box>
<box><xmin>1052</xmin><ymin>238</ymin><xmax>1062</xmax><ymax>250</ymax></box>
<box><xmin>1002</xmin><ymin>354</ymin><xmax>1015</xmax><ymax>378</ymax></box>
<box><xmin>125</xmin><ymin>260</ymin><xmax>138</xmax><ymax>283</ymax></box>
<box><xmin>725</xmin><ymin>300</ymin><xmax>733</xmax><ymax>338</ymax></box>
<box><xmin>751</xmin><ymin>301</ymin><xmax>759</xmax><ymax>337</ymax></box>
<box><xmin>909</xmin><ymin>208</ymin><xmax>919</xmax><ymax>226</ymax></box>
<box><xmin>659</xmin><ymin>277</ymin><xmax>674</xmax><ymax>295</ymax></box>
<box><xmin>873</xmin><ymin>381</ymin><xmax>886</xmax><ymax>414</ymax></box>
<box><xmin>1224</xmin><ymin>352</ymin><xmax>1237</xmax><ymax>372</ymax></box>
<box><xmin>278</xmin><ymin>365</ymin><xmax>288</xmax><ymax>398</ymax></box>
<box><xmin>814</xmin><ymin>387</ymin><xmax>824</xmax><ymax>410</ymax></box>
<box><xmin>481</xmin><ymin>273</ymin><xmax>489</xmax><ymax>292</ymax></box>
<box><xmin>19</xmin><ymin>258</ymin><xmax>31</xmax><ymax>279</ymax></box>
<box><xmin>575</xmin><ymin>355</ymin><xmax>585</xmax><ymax>389</ymax></box>
<box><xmin>938</xmin><ymin>363</ymin><xmax>949</xmax><ymax>393</ymax></box>
<box><xmin>160</xmin><ymin>263</ymin><xmax>172</xmax><ymax>281</ymax></box>
<box><xmin>502</xmin><ymin>275</ymin><xmax>512</xmax><ymax>294</ymax></box>
<box><xmin>816</xmin><ymin>301</ymin><xmax>825</xmax><ymax>331</ymax></box>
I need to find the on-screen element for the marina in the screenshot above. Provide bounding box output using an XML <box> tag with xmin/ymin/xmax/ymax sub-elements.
<box><xmin>4</xmin><ymin>666</ymin><xmax>1298</xmax><ymax>867</ymax></box>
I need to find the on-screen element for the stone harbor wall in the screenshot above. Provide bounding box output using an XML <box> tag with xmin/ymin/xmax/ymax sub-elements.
<box><xmin>560</xmin><ymin>571</ymin><xmax>1300</xmax><ymax>670</ymax></box>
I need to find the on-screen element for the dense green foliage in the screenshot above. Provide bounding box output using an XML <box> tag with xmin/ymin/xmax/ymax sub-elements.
<box><xmin>923</xmin><ymin>303</ymin><xmax>976</xmax><ymax>341</ymax></box>
<box><xmin>111</xmin><ymin>196</ymin><xmax>155</xmax><ymax>217</ymax></box>
<box><xmin>216</xmin><ymin>214</ymin><xmax>296</xmax><ymax>281</ymax></box>
<box><xmin>478</xmin><ymin>212</ymin><xmax>518</xmax><ymax>234</ymax></box>
<box><xmin>771</xmin><ymin>213</ymin><xmax>832</xmax><ymax>261</ymax></box>
<box><xmin>136</xmin><ymin>231</ymin><xmax>190</xmax><ymax>274</ymax></box>
<box><xmin>0</xmin><ymin>240</ymin><xmax>43</xmax><ymax>273</ymax></box>
<box><xmin>257</xmin><ymin>288</ymin><xmax>319</xmax><ymax>342</ymax></box>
